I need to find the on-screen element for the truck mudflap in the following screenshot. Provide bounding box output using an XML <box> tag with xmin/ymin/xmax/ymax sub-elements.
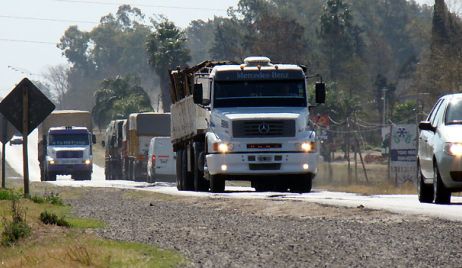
<box><xmin>205</xmin><ymin>152</ymin><xmax>318</xmax><ymax>176</ymax></box>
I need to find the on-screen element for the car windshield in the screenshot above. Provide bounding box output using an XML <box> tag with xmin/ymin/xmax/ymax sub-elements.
<box><xmin>445</xmin><ymin>98</ymin><xmax>462</xmax><ymax>125</ymax></box>
<box><xmin>213</xmin><ymin>80</ymin><xmax>307</xmax><ymax>108</ymax></box>
<box><xmin>49</xmin><ymin>134</ymin><xmax>89</xmax><ymax>146</ymax></box>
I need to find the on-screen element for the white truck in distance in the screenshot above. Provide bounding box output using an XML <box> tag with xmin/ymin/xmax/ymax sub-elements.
<box><xmin>38</xmin><ymin>110</ymin><xmax>96</xmax><ymax>181</ymax></box>
<box><xmin>170</xmin><ymin>57</ymin><xmax>326</xmax><ymax>193</ymax></box>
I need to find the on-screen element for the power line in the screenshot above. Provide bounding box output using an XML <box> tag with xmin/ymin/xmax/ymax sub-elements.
<box><xmin>0</xmin><ymin>38</ymin><xmax>56</xmax><ymax>45</ymax></box>
<box><xmin>54</xmin><ymin>0</ymin><xmax>228</xmax><ymax>12</ymax></box>
<box><xmin>0</xmin><ymin>15</ymin><xmax>97</xmax><ymax>24</ymax></box>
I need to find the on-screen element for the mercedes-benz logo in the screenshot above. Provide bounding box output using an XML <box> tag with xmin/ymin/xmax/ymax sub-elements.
<box><xmin>258</xmin><ymin>123</ymin><xmax>270</xmax><ymax>134</ymax></box>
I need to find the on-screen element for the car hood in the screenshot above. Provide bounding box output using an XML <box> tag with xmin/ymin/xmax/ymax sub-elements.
<box><xmin>440</xmin><ymin>125</ymin><xmax>462</xmax><ymax>143</ymax></box>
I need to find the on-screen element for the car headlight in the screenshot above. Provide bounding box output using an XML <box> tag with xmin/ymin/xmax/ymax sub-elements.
<box><xmin>84</xmin><ymin>159</ymin><xmax>92</xmax><ymax>165</ymax></box>
<box><xmin>300</xmin><ymin>142</ymin><xmax>316</xmax><ymax>153</ymax></box>
<box><xmin>48</xmin><ymin>160</ymin><xmax>55</xmax><ymax>165</ymax></box>
<box><xmin>445</xmin><ymin>143</ymin><xmax>462</xmax><ymax>156</ymax></box>
<box><xmin>213</xmin><ymin>142</ymin><xmax>233</xmax><ymax>153</ymax></box>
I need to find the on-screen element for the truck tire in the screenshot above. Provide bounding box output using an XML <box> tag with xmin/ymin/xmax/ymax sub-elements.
<box><xmin>433</xmin><ymin>165</ymin><xmax>451</xmax><ymax>204</ymax></box>
<box><xmin>193</xmin><ymin>144</ymin><xmax>209</xmax><ymax>192</ymax></box>
<box><xmin>210</xmin><ymin>175</ymin><xmax>225</xmax><ymax>193</ymax></box>
<box><xmin>176</xmin><ymin>149</ymin><xmax>184</xmax><ymax>190</ymax></box>
<box><xmin>182</xmin><ymin>149</ymin><xmax>194</xmax><ymax>191</ymax></box>
<box><xmin>290</xmin><ymin>174</ymin><xmax>312</xmax><ymax>193</ymax></box>
<box><xmin>47</xmin><ymin>172</ymin><xmax>57</xmax><ymax>182</ymax></box>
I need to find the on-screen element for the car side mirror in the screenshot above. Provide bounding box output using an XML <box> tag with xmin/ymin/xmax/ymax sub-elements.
<box><xmin>101</xmin><ymin>140</ymin><xmax>105</xmax><ymax>147</ymax></box>
<box><xmin>92</xmin><ymin>134</ymin><xmax>97</xmax><ymax>144</ymax></box>
<box><xmin>315</xmin><ymin>82</ymin><xmax>326</xmax><ymax>104</ymax></box>
<box><xmin>419</xmin><ymin>121</ymin><xmax>436</xmax><ymax>132</ymax></box>
<box><xmin>193</xmin><ymin>83</ymin><xmax>203</xmax><ymax>105</ymax></box>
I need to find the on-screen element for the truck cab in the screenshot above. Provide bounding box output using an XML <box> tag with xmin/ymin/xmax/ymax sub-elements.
<box><xmin>44</xmin><ymin>126</ymin><xmax>94</xmax><ymax>181</ymax></box>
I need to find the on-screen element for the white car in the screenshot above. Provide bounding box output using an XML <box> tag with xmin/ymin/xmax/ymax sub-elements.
<box><xmin>417</xmin><ymin>93</ymin><xmax>462</xmax><ymax>204</ymax></box>
<box><xmin>147</xmin><ymin>137</ymin><xmax>176</xmax><ymax>183</ymax></box>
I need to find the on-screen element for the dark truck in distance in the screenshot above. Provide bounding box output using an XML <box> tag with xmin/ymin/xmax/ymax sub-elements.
<box><xmin>103</xmin><ymin>119</ymin><xmax>126</xmax><ymax>180</ymax></box>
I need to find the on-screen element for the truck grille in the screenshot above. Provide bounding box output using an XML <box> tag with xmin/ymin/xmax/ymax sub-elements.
<box><xmin>249</xmin><ymin>164</ymin><xmax>281</xmax><ymax>170</ymax></box>
<box><xmin>56</xmin><ymin>151</ymin><xmax>83</xmax><ymax>159</ymax></box>
<box><xmin>232</xmin><ymin>120</ymin><xmax>295</xmax><ymax>138</ymax></box>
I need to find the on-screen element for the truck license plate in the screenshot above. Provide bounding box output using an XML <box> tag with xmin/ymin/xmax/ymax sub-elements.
<box><xmin>257</xmin><ymin>156</ymin><xmax>272</xmax><ymax>162</ymax></box>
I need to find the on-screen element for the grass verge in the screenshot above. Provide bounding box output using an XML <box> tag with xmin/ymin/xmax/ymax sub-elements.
<box><xmin>0</xmin><ymin>189</ymin><xmax>186</xmax><ymax>267</ymax></box>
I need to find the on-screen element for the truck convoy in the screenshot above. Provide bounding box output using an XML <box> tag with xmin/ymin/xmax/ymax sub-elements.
<box><xmin>123</xmin><ymin>112</ymin><xmax>170</xmax><ymax>181</ymax></box>
<box><xmin>38</xmin><ymin>110</ymin><xmax>96</xmax><ymax>181</ymax></box>
<box><xmin>103</xmin><ymin>119</ymin><xmax>125</xmax><ymax>180</ymax></box>
<box><xmin>170</xmin><ymin>57</ymin><xmax>325</xmax><ymax>193</ymax></box>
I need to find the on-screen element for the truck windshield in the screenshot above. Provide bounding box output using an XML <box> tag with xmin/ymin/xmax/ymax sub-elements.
<box><xmin>49</xmin><ymin>134</ymin><xmax>89</xmax><ymax>146</ymax></box>
<box><xmin>214</xmin><ymin>80</ymin><xmax>307</xmax><ymax>108</ymax></box>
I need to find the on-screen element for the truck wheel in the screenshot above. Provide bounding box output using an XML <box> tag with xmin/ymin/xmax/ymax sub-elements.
<box><xmin>182</xmin><ymin>149</ymin><xmax>194</xmax><ymax>191</ymax></box>
<box><xmin>83</xmin><ymin>171</ymin><xmax>92</xmax><ymax>180</ymax></box>
<box><xmin>176</xmin><ymin>149</ymin><xmax>184</xmax><ymax>190</ymax></box>
<box><xmin>193</xmin><ymin>145</ymin><xmax>209</xmax><ymax>192</ymax></box>
<box><xmin>433</xmin><ymin>165</ymin><xmax>451</xmax><ymax>204</ymax></box>
<box><xmin>417</xmin><ymin>161</ymin><xmax>433</xmax><ymax>203</ymax></box>
<box><xmin>47</xmin><ymin>172</ymin><xmax>57</xmax><ymax>181</ymax></box>
<box><xmin>210</xmin><ymin>175</ymin><xmax>225</xmax><ymax>193</ymax></box>
<box><xmin>290</xmin><ymin>175</ymin><xmax>312</xmax><ymax>193</ymax></box>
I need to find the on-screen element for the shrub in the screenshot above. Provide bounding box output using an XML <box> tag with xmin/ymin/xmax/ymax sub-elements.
<box><xmin>1</xmin><ymin>221</ymin><xmax>31</xmax><ymax>246</ymax></box>
<box><xmin>1</xmin><ymin>196</ymin><xmax>31</xmax><ymax>246</ymax></box>
<box><xmin>0</xmin><ymin>189</ymin><xmax>20</xmax><ymax>201</ymax></box>
<box><xmin>40</xmin><ymin>211</ymin><xmax>70</xmax><ymax>227</ymax></box>
<box><xmin>30</xmin><ymin>192</ymin><xmax>64</xmax><ymax>206</ymax></box>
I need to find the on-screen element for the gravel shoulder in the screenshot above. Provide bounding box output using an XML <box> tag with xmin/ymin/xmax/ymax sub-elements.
<box><xmin>66</xmin><ymin>187</ymin><xmax>462</xmax><ymax>267</ymax></box>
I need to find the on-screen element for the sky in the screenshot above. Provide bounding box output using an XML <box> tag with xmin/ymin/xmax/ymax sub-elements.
<box><xmin>0</xmin><ymin>0</ymin><xmax>435</xmax><ymax>96</ymax></box>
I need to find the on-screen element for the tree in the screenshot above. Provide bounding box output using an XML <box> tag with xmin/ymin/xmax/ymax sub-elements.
<box><xmin>146</xmin><ymin>18</ymin><xmax>191</xmax><ymax>112</ymax></box>
<box><xmin>42</xmin><ymin>64</ymin><xmax>70</xmax><ymax>108</ymax></box>
<box><xmin>92</xmin><ymin>75</ymin><xmax>152</xmax><ymax>129</ymax></box>
<box><xmin>57</xmin><ymin>5</ymin><xmax>156</xmax><ymax>111</ymax></box>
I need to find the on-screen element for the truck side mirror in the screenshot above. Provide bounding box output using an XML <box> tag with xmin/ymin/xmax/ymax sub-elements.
<box><xmin>101</xmin><ymin>140</ymin><xmax>106</xmax><ymax>147</ymax></box>
<box><xmin>315</xmin><ymin>82</ymin><xmax>326</xmax><ymax>104</ymax></box>
<box><xmin>92</xmin><ymin>134</ymin><xmax>97</xmax><ymax>144</ymax></box>
<box><xmin>193</xmin><ymin>84</ymin><xmax>203</xmax><ymax>105</ymax></box>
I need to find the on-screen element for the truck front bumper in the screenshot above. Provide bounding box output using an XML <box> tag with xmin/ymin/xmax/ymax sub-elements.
<box><xmin>47</xmin><ymin>164</ymin><xmax>92</xmax><ymax>175</ymax></box>
<box><xmin>206</xmin><ymin>152</ymin><xmax>318</xmax><ymax>176</ymax></box>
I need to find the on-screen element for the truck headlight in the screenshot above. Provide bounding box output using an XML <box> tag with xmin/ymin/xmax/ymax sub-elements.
<box><xmin>213</xmin><ymin>142</ymin><xmax>233</xmax><ymax>153</ymax></box>
<box><xmin>300</xmin><ymin>142</ymin><xmax>316</xmax><ymax>153</ymax></box>
<box><xmin>445</xmin><ymin>143</ymin><xmax>462</xmax><ymax>156</ymax></box>
<box><xmin>48</xmin><ymin>160</ymin><xmax>55</xmax><ymax>165</ymax></box>
<box><xmin>84</xmin><ymin>159</ymin><xmax>92</xmax><ymax>165</ymax></box>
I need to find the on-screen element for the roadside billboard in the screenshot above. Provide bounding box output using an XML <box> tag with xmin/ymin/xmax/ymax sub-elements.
<box><xmin>390</xmin><ymin>124</ymin><xmax>417</xmax><ymax>185</ymax></box>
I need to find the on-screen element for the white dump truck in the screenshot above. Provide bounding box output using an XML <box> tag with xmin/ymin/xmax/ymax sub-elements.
<box><xmin>38</xmin><ymin>110</ymin><xmax>95</xmax><ymax>181</ymax></box>
<box><xmin>170</xmin><ymin>57</ymin><xmax>326</xmax><ymax>193</ymax></box>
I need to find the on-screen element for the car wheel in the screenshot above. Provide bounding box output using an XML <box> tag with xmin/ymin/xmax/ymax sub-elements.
<box><xmin>417</xmin><ymin>161</ymin><xmax>433</xmax><ymax>203</ymax></box>
<box><xmin>433</xmin><ymin>165</ymin><xmax>451</xmax><ymax>204</ymax></box>
<box><xmin>210</xmin><ymin>175</ymin><xmax>225</xmax><ymax>193</ymax></box>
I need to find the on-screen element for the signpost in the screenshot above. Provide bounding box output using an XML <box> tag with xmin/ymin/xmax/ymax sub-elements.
<box><xmin>0</xmin><ymin>115</ymin><xmax>16</xmax><ymax>188</ymax></box>
<box><xmin>0</xmin><ymin>78</ymin><xmax>55</xmax><ymax>196</ymax></box>
<box><xmin>390</xmin><ymin>124</ymin><xmax>417</xmax><ymax>185</ymax></box>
